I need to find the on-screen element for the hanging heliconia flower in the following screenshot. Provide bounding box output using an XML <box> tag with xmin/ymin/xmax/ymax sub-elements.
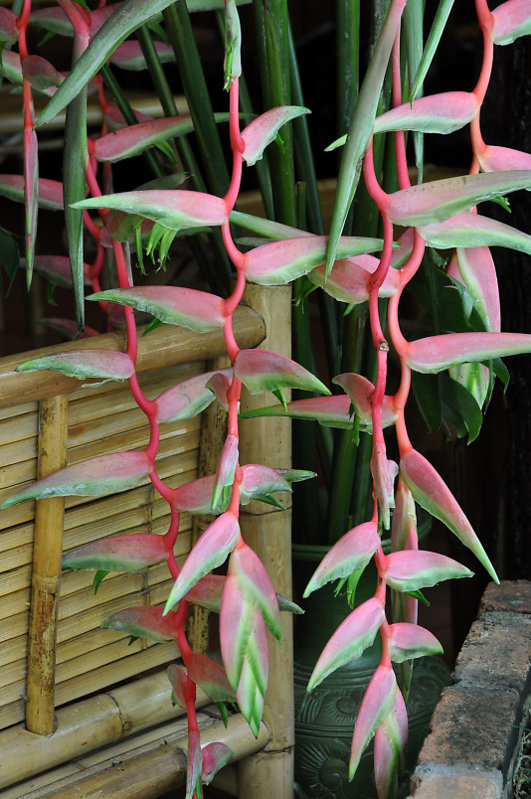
<box><xmin>2</xmin><ymin>0</ymin><xmax>531</xmax><ymax>796</ymax></box>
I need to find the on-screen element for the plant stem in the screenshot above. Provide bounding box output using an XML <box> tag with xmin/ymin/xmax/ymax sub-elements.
<box><xmin>163</xmin><ymin>1</ymin><xmax>229</xmax><ymax>197</ymax></box>
<box><xmin>337</xmin><ymin>0</ymin><xmax>360</xmax><ymax>132</ymax></box>
<box><xmin>252</xmin><ymin>0</ymin><xmax>295</xmax><ymax>225</ymax></box>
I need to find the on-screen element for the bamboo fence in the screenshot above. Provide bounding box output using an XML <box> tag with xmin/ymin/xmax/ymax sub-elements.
<box><xmin>0</xmin><ymin>294</ymin><xmax>294</xmax><ymax>797</ymax></box>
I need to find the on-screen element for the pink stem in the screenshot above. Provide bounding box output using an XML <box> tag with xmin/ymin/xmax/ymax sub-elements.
<box><xmin>219</xmin><ymin>75</ymin><xmax>246</xmax><ymax>524</ymax></box>
<box><xmin>469</xmin><ymin>19</ymin><xmax>494</xmax><ymax>176</ymax></box>
<box><xmin>387</xmin><ymin>231</ymin><xmax>425</xmax><ymax>457</ymax></box>
<box><xmin>55</xmin><ymin>0</ymin><xmax>90</xmax><ymax>34</ymax></box>
<box><xmin>164</xmin><ymin>507</ymin><xmax>181</xmax><ymax>579</ymax></box>
<box><xmin>392</xmin><ymin>29</ymin><xmax>410</xmax><ymax>191</ymax></box>
<box><xmin>83</xmin><ymin>209</ymin><xmax>102</xmax><ymax>242</ymax></box>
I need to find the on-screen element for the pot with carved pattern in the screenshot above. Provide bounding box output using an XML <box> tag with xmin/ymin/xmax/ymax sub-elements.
<box><xmin>293</xmin><ymin>544</ymin><xmax>450</xmax><ymax>799</ymax></box>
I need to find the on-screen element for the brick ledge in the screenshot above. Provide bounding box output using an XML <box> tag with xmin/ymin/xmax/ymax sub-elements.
<box><xmin>407</xmin><ymin>580</ymin><xmax>531</xmax><ymax>799</ymax></box>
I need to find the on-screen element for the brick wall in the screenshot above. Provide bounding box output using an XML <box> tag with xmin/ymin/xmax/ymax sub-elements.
<box><xmin>407</xmin><ymin>581</ymin><xmax>531</xmax><ymax>799</ymax></box>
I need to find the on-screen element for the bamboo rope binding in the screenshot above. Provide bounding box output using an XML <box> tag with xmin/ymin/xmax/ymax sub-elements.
<box><xmin>26</xmin><ymin>394</ymin><xmax>68</xmax><ymax>734</ymax></box>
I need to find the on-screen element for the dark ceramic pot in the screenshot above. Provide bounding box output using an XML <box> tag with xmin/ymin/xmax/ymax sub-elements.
<box><xmin>293</xmin><ymin>544</ymin><xmax>449</xmax><ymax>799</ymax></box>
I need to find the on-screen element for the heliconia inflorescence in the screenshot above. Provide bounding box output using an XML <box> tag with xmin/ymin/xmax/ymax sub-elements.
<box><xmin>2</xmin><ymin>0</ymin><xmax>531</xmax><ymax>796</ymax></box>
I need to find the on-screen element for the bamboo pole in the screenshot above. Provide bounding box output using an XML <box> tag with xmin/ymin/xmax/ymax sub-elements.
<box><xmin>25</xmin><ymin>394</ymin><xmax>68</xmax><ymax>734</ymax></box>
<box><xmin>237</xmin><ymin>283</ymin><xmax>295</xmax><ymax>798</ymax></box>
<box><xmin>0</xmin><ymin>668</ymin><xmax>270</xmax><ymax>791</ymax></box>
<box><xmin>0</xmin><ymin>672</ymin><xmax>200</xmax><ymax>789</ymax></box>
<box><xmin>187</xmin><ymin>354</ymin><xmax>230</xmax><ymax>654</ymax></box>
<box><xmin>0</xmin><ymin>304</ymin><xmax>265</xmax><ymax>410</ymax></box>
<box><xmin>5</xmin><ymin>712</ymin><xmax>269</xmax><ymax>799</ymax></box>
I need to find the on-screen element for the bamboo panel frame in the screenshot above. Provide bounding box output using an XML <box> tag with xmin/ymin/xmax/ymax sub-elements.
<box><xmin>0</xmin><ymin>293</ymin><xmax>294</xmax><ymax>797</ymax></box>
<box><xmin>26</xmin><ymin>394</ymin><xmax>68</xmax><ymax>733</ymax></box>
<box><xmin>238</xmin><ymin>284</ymin><xmax>295</xmax><ymax>796</ymax></box>
<box><xmin>0</xmin><ymin>304</ymin><xmax>264</xmax><ymax>410</ymax></box>
<box><xmin>7</xmin><ymin>714</ymin><xmax>268</xmax><ymax>799</ymax></box>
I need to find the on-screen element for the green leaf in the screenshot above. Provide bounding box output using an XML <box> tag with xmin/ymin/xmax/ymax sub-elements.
<box><xmin>411</xmin><ymin>0</ymin><xmax>455</xmax><ymax>100</ymax></box>
<box><xmin>405</xmin><ymin>588</ymin><xmax>430</xmax><ymax>606</ymax></box>
<box><xmin>0</xmin><ymin>450</ymin><xmax>152</xmax><ymax>508</ymax></box>
<box><xmin>412</xmin><ymin>372</ymin><xmax>443</xmax><ymax>434</ymax></box>
<box><xmin>325</xmin><ymin>0</ymin><xmax>406</xmax><ymax>277</ymax></box>
<box><xmin>92</xmin><ymin>570</ymin><xmax>109</xmax><ymax>593</ymax></box>
<box><xmin>491</xmin><ymin>357</ymin><xmax>510</xmax><ymax>391</ymax></box>
<box><xmin>37</xmin><ymin>0</ymin><xmax>185</xmax><ymax>126</ymax></box>
<box><xmin>0</xmin><ymin>226</ymin><xmax>19</xmax><ymax>293</ymax></box>
<box><xmin>229</xmin><ymin>210</ymin><xmax>307</xmax><ymax>241</ymax></box>
<box><xmin>88</xmin><ymin>285</ymin><xmax>226</xmax><ymax>333</ymax></box>
<box><xmin>443</xmin><ymin>376</ymin><xmax>483</xmax><ymax>444</ymax></box>
<box><xmin>63</xmin><ymin>77</ymin><xmax>88</xmax><ymax>328</ymax></box>
<box><xmin>387</xmin><ymin>170</ymin><xmax>531</xmax><ymax>227</ymax></box>
<box><xmin>16</xmin><ymin>349</ymin><xmax>135</xmax><ymax>381</ymax></box>
<box><xmin>235</xmin><ymin>349</ymin><xmax>330</xmax><ymax>396</ymax></box>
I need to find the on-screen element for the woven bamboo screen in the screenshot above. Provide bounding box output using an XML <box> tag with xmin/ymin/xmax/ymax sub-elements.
<box><xmin>0</xmin><ymin>306</ymin><xmax>265</xmax><ymax>733</ymax></box>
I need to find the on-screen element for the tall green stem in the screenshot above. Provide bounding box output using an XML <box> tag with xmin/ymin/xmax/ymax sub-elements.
<box><xmin>163</xmin><ymin>2</ymin><xmax>229</xmax><ymax>197</ymax></box>
<box><xmin>135</xmin><ymin>24</ymin><xmax>231</xmax><ymax>290</ymax></box>
<box><xmin>252</xmin><ymin>0</ymin><xmax>295</xmax><ymax>225</ymax></box>
<box><xmin>337</xmin><ymin>0</ymin><xmax>360</xmax><ymax>132</ymax></box>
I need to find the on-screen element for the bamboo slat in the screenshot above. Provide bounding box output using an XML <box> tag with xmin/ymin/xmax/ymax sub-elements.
<box><xmin>66</xmin><ymin>360</ymin><xmax>201</xmax><ymax>417</ymax></box>
<box><xmin>0</xmin><ymin>356</ymin><xmax>204</xmax><ymax>725</ymax></box>
<box><xmin>0</xmin><ymin>483</ymin><xmax>193</xmax><ymax>578</ymax></box>
<box><xmin>0</xmin><ymin>563</ymin><xmax>31</xmax><ymax>597</ymax></box>
<box><xmin>0</xmin><ymin>441</ymin><xmax>198</xmax><ymax>526</ymax></box>
<box><xmin>0</xmin><ymin>628</ymin><xmax>132</xmax><ymax>691</ymax></box>
<box><xmin>66</xmin><ymin>424</ymin><xmax>198</xmax><ymax>467</ymax></box>
<box><xmin>26</xmin><ymin>394</ymin><xmax>68</xmax><ymax>734</ymax></box>
<box><xmin>53</xmin><ymin>638</ymin><xmax>172</xmax><ymax>687</ymax></box>
<box><xmin>0</xmin><ymin>399</ymin><xmax>36</xmax><ymax>421</ymax></box>
<box><xmin>0</xmin><ymin>295</ymin><xmax>272</xmax><ymax>787</ymax></box>
<box><xmin>0</xmin><ymin>642</ymin><xmax>181</xmax><ymax>733</ymax></box>
<box><xmin>1</xmin><ymin>622</ymin><xmax>172</xmax><ymax>693</ymax></box>
<box><xmin>0</xmin><ymin>435</ymin><xmax>37</xmax><ymax>469</ymax></box>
